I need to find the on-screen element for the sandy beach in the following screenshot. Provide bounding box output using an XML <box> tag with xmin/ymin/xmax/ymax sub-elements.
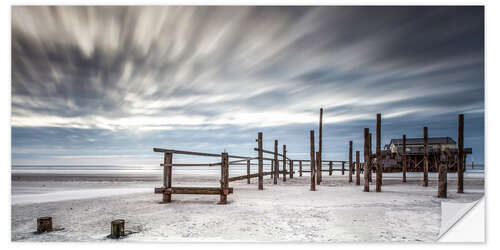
<box><xmin>11</xmin><ymin>170</ymin><xmax>484</xmax><ymax>242</ymax></box>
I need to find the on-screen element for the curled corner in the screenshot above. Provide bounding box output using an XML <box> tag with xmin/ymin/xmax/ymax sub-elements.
<box><xmin>438</xmin><ymin>198</ymin><xmax>483</xmax><ymax>240</ymax></box>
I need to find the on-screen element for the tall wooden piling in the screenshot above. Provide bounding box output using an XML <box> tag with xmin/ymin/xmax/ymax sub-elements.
<box><xmin>342</xmin><ymin>161</ymin><xmax>345</xmax><ymax>175</ymax></box>
<box><xmin>364</xmin><ymin>128</ymin><xmax>370</xmax><ymax>192</ymax></box>
<box><xmin>349</xmin><ymin>141</ymin><xmax>353</xmax><ymax>183</ymax></box>
<box><xmin>329</xmin><ymin>161</ymin><xmax>333</xmax><ymax>176</ymax></box>
<box><xmin>457</xmin><ymin>114</ymin><xmax>464</xmax><ymax>193</ymax></box>
<box><xmin>356</xmin><ymin>151</ymin><xmax>361</xmax><ymax>185</ymax></box>
<box><xmin>438</xmin><ymin>150</ymin><xmax>448</xmax><ymax>198</ymax></box>
<box><xmin>402</xmin><ymin>134</ymin><xmax>407</xmax><ymax>183</ymax></box>
<box><xmin>310</xmin><ymin>130</ymin><xmax>316</xmax><ymax>191</ymax></box>
<box><xmin>376</xmin><ymin>113</ymin><xmax>382</xmax><ymax>192</ymax></box>
<box><xmin>290</xmin><ymin>160</ymin><xmax>294</xmax><ymax>179</ymax></box>
<box><xmin>423</xmin><ymin>127</ymin><xmax>429</xmax><ymax>187</ymax></box>
<box><xmin>247</xmin><ymin>160</ymin><xmax>251</xmax><ymax>184</ymax></box>
<box><xmin>257</xmin><ymin>132</ymin><xmax>263</xmax><ymax>190</ymax></box>
<box><xmin>318</xmin><ymin>108</ymin><xmax>323</xmax><ymax>184</ymax></box>
<box><xmin>283</xmin><ymin>145</ymin><xmax>287</xmax><ymax>182</ymax></box>
<box><xmin>274</xmin><ymin>140</ymin><xmax>279</xmax><ymax>185</ymax></box>
<box><xmin>369</xmin><ymin>132</ymin><xmax>372</xmax><ymax>182</ymax></box>
<box><xmin>299</xmin><ymin>160</ymin><xmax>303</xmax><ymax>177</ymax></box>
<box><xmin>163</xmin><ymin>153</ymin><xmax>173</xmax><ymax>202</ymax></box>
<box><xmin>220</xmin><ymin>152</ymin><xmax>229</xmax><ymax>204</ymax></box>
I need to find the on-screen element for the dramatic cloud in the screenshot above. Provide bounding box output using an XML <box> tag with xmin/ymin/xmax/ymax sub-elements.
<box><xmin>11</xmin><ymin>6</ymin><xmax>484</xmax><ymax>165</ymax></box>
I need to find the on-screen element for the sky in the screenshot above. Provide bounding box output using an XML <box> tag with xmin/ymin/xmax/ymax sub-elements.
<box><xmin>11</xmin><ymin>6</ymin><xmax>484</xmax><ymax>166</ymax></box>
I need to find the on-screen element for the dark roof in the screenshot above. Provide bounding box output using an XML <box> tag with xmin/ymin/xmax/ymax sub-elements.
<box><xmin>390</xmin><ymin>137</ymin><xmax>456</xmax><ymax>146</ymax></box>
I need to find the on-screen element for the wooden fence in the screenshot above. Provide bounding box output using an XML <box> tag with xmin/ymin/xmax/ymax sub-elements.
<box><xmin>153</xmin><ymin>130</ymin><xmax>345</xmax><ymax>204</ymax></box>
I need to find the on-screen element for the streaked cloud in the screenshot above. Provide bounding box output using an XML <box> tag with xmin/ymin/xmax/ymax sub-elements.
<box><xmin>11</xmin><ymin>6</ymin><xmax>484</xmax><ymax>164</ymax></box>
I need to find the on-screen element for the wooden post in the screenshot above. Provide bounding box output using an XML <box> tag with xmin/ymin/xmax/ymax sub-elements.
<box><xmin>247</xmin><ymin>160</ymin><xmax>251</xmax><ymax>184</ymax></box>
<box><xmin>458</xmin><ymin>114</ymin><xmax>464</xmax><ymax>193</ymax></box>
<box><xmin>356</xmin><ymin>151</ymin><xmax>360</xmax><ymax>185</ymax></box>
<box><xmin>220</xmin><ymin>152</ymin><xmax>229</xmax><ymax>204</ymax></box>
<box><xmin>270</xmin><ymin>160</ymin><xmax>273</xmax><ymax>179</ymax></box>
<box><xmin>316</xmin><ymin>152</ymin><xmax>321</xmax><ymax>183</ymax></box>
<box><xmin>369</xmin><ymin>132</ymin><xmax>372</xmax><ymax>182</ymax></box>
<box><xmin>274</xmin><ymin>140</ymin><xmax>279</xmax><ymax>185</ymax></box>
<box><xmin>464</xmin><ymin>154</ymin><xmax>467</xmax><ymax>173</ymax></box>
<box><xmin>37</xmin><ymin>217</ymin><xmax>53</xmax><ymax>233</ymax></box>
<box><xmin>290</xmin><ymin>160</ymin><xmax>294</xmax><ymax>179</ymax></box>
<box><xmin>163</xmin><ymin>153</ymin><xmax>173</xmax><ymax>202</ymax></box>
<box><xmin>438</xmin><ymin>150</ymin><xmax>448</xmax><ymax>198</ymax></box>
<box><xmin>318</xmin><ymin>108</ymin><xmax>323</xmax><ymax>184</ymax></box>
<box><xmin>283</xmin><ymin>144</ymin><xmax>287</xmax><ymax>182</ymax></box>
<box><xmin>310</xmin><ymin>130</ymin><xmax>316</xmax><ymax>191</ymax></box>
<box><xmin>342</xmin><ymin>161</ymin><xmax>345</xmax><ymax>175</ymax></box>
<box><xmin>349</xmin><ymin>141</ymin><xmax>353</xmax><ymax>183</ymax></box>
<box><xmin>364</xmin><ymin>128</ymin><xmax>370</xmax><ymax>192</ymax></box>
<box><xmin>376</xmin><ymin>113</ymin><xmax>382</xmax><ymax>192</ymax></box>
<box><xmin>423</xmin><ymin>126</ymin><xmax>429</xmax><ymax>187</ymax></box>
<box><xmin>110</xmin><ymin>219</ymin><xmax>125</xmax><ymax>238</ymax></box>
<box><xmin>329</xmin><ymin>161</ymin><xmax>333</xmax><ymax>176</ymax></box>
<box><xmin>257</xmin><ymin>132</ymin><xmax>263</xmax><ymax>190</ymax></box>
<box><xmin>402</xmin><ymin>134</ymin><xmax>407</xmax><ymax>183</ymax></box>
<box><xmin>316</xmin><ymin>159</ymin><xmax>321</xmax><ymax>185</ymax></box>
<box><xmin>299</xmin><ymin>160</ymin><xmax>303</xmax><ymax>177</ymax></box>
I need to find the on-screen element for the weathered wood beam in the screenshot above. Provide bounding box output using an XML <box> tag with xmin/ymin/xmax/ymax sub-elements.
<box><xmin>154</xmin><ymin>148</ymin><xmax>221</xmax><ymax>157</ymax></box>
<box><xmin>163</xmin><ymin>153</ymin><xmax>172</xmax><ymax>202</ymax></box>
<box><xmin>458</xmin><ymin>114</ymin><xmax>464</xmax><ymax>193</ymax></box>
<box><xmin>402</xmin><ymin>134</ymin><xmax>407</xmax><ymax>183</ymax></box>
<box><xmin>247</xmin><ymin>160</ymin><xmax>251</xmax><ymax>184</ymax></box>
<box><xmin>310</xmin><ymin>130</ymin><xmax>316</xmax><ymax>191</ymax></box>
<box><xmin>349</xmin><ymin>141</ymin><xmax>353</xmax><ymax>183</ymax></box>
<box><xmin>423</xmin><ymin>126</ymin><xmax>429</xmax><ymax>187</ymax></box>
<box><xmin>301</xmin><ymin>170</ymin><xmax>342</xmax><ymax>172</ymax></box>
<box><xmin>274</xmin><ymin>140</ymin><xmax>279</xmax><ymax>184</ymax></box>
<box><xmin>368</xmin><ymin>132</ymin><xmax>372</xmax><ymax>182</ymax></box>
<box><xmin>37</xmin><ymin>217</ymin><xmax>53</xmax><ymax>233</ymax></box>
<box><xmin>283</xmin><ymin>144</ymin><xmax>287</xmax><ymax>182</ymax></box>
<box><xmin>292</xmin><ymin>160</ymin><xmax>344</xmax><ymax>163</ymax></box>
<box><xmin>254</xmin><ymin>148</ymin><xmax>290</xmax><ymax>160</ymax></box>
<box><xmin>316</xmin><ymin>152</ymin><xmax>320</xmax><ymax>184</ymax></box>
<box><xmin>161</xmin><ymin>163</ymin><xmax>218</xmax><ymax>167</ymax></box>
<box><xmin>299</xmin><ymin>160</ymin><xmax>303</xmax><ymax>177</ymax></box>
<box><xmin>356</xmin><ymin>151</ymin><xmax>361</xmax><ymax>186</ymax></box>
<box><xmin>154</xmin><ymin>148</ymin><xmax>254</xmax><ymax>160</ymax></box>
<box><xmin>415</xmin><ymin>158</ymin><xmax>424</xmax><ymax>169</ymax></box>
<box><xmin>318</xmin><ymin>108</ymin><xmax>323</xmax><ymax>184</ymax></box>
<box><xmin>364</xmin><ymin>128</ymin><xmax>370</xmax><ymax>192</ymax></box>
<box><xmin>155</xmin><ymin>187</ymin><xmax>234</xmax><ymax>195</ymax></box>
<box><xmin>329</xmin><ymin>161</ymin><xmax>333</xmax><ymax>176</ymax></box>
<box><xmin>438</xmin><ymin>150</ymin><xmax>448</xmax><ymax>198</ymax></box>
<box><xmin>376</xmin><ymin>113</ymin><xmax>382</xmax><ymax>192</ymax></box>
<box><xmin>220</xmin><ymin>152</ymin><xmax>229</xmax><ymax>204</ymax></box>
<box><xmin>110</xmin><ymin>219</ymin><xmax>124</xmax><ymax>239</ymax></box>
<box><xmin>228</xmin><ymin>170</ymin><xmax>292</xmax><ymax>182</ymax></box>
<box><xmin>257</xmin><ymin>132</ymin><xmax>263</xmax><ymax>190</ymax></box>
<box><xmin>229</xmin><ymin>158</ymin><xmax>258</xmax><ymax>164</ymax></box>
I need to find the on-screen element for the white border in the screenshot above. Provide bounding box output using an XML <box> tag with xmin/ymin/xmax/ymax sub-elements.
<box><xmin>2</xmin><ymin>1</ymin><xmax>495</xmax><ymax>249</ymax></box>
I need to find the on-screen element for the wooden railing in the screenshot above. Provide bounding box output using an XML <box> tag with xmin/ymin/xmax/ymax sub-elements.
<box><xmin>153</xmin><ymin>131</ymin><xmax>346</xmax><ymax>204</ymax></box>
